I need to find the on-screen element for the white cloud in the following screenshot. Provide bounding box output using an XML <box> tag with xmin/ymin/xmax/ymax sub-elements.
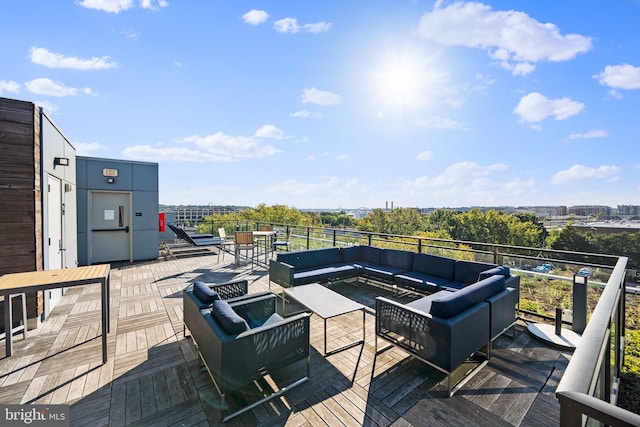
<box><xmin>514</xmin><ymin>92</ymin><xmax>584</xmax><ymax>123</ymax></box>
<box><xmin>567</xmin><ymin>130</ymin><xmax>607</xmax><ymax>140</ymax></box>
<box><xmin>123</xmin><ymin>145</ymin><xmax>227</xmax><ymax>162</ymax></box>
<box><xmin>393</xmin><ymin>161</ymin><xmax>527</xmax><ymax>205</ymax></box>
<box><xmin>242</xmin><ymin>10</ymin><xmax>269</xmax><ymax>26</ymax></box>
<box><xmin>77</xmin><ymin>0</ymin><xmax>134</xmax><ymax>13</ymax></box>
<box><xmin>594</xmin><ymin>64</ymin><xmax>640</xmax><ymax>90</ymax></box>
<box><xmin>77</xmin><ymin>0</ymin><xmax>166</xmax><ymax>13</ymax></box>
<box><xmin>74</xmin><ymin>141</ymin><xmax>108</xmax><ymax>156</ymax></box>
<box><xmin>0</xmin><ymin>80</ymin><xmax>20</xmax><ymax>95</ymax></box>
<box><xmin>140</xmin><ymin>0</ymin><xmax>168</xmax><ymax>11</ymax></box>
<box><xmin>416</xmin><ymin>150</ymin><xmax>433</xmax><ymax>161</ymax></box>
<box><xmin>290</xmin><ymin>110</ymin><xmax>323</xmax><ymax>119</ymax></box>
<box><xmin>304</xmin><ymin>21</ymin><xmax>332</xmax><ymax>34</ymax></box>
<box><xmin>254</xmin><ymin>124</ymin><xmax>284</xmax><ymax>139</ymax></box>
<box><xmin>25</xmin><ymin>78</ymin><xmax>94</xmax><ymax>97</ymax></box>
<box><xmin>150</xmin><ymin>132</ymin><xmax>281</xmax><ymax>161</ymax></box>
<box><xmin>551</xmin><ymin>164</ymin><xmax>621</xmax><ymax>184</ymax></box>
<box><xmin>301</xmin><ymin>87</ymin><xmax>342</xmax><ymax>106</ymax></box>
<box><xmin>30</xmin><ymin>47</ymin><xmax>118</xmax><ymax>70</ymax></box>
<box><xmin>413</xmin><ymin>116</ymin><xmax>469</xmax><ymax>130</ymax></box>
<box><xmin>274</xmin><ymin>18</ymin><xmax>332</xmax><ymax>34</ymax></box>
<box><xmin>35</xmin><ymin>100</ymin><xmax>59</xmax><ymax>115</ymax></box>
<box><xmin>418</xmin><ymin>1</ymin><xmax>592</xmax><ymax>76</ymax></box>
<box><xmin>121</xmin><ymin>29</ymin><xmax>141</xmax><ymax>39</ymax></box>
<box><xmin>123</xmin><ymin>131</ymin><xmax>281</xmax><ymax>162</ymax></box>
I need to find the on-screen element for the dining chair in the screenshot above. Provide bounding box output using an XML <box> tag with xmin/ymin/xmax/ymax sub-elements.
<box><xmin>234</xmin><ymin>231</ymin><xmax>255</xmax><ymax>269</ymax></box>
<box><xmin>273</xmin><ymin>227</ymin><xmax>292</xmax><ymax>252</ymax></box>
<box><xmin>217</xmin><ymin>228</ymin><xmax>236</xmax><ymax>263</ymax></box>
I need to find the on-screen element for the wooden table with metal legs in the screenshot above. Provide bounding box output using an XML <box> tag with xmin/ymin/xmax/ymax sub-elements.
<box><xmin>0</xmin><ymin>264</ymin><xmax>111</xmax><ymax>364</ymax></box>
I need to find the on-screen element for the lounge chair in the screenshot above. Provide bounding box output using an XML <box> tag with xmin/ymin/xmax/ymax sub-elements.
<box><xmin>168</xmin><ymin>223</ymin><xmax>221</xmax><ymax>247</ymax></box>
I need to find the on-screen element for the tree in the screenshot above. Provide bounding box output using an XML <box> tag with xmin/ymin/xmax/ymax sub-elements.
<box><xmin>386</xmin><ymin>208</ymin><xmax>425</xmax><ymax>236</ymax></box>
<box><xmin>424</xmin><ymin>208</ymin><xmax>457</xmax><ymax>235</ymax></box>
<box><xmin>546</xmin><ymin>225</ymin><xmax>596</xmax><ymax>254</ymax></box>
<box><xmin>357</xmin><ymin>208</ymin><xmax>389</xmax><ymax>234</ymax></box>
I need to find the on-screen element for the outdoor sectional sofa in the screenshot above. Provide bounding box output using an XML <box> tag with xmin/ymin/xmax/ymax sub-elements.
<box><xmin>269</xmin><ymin>245</ymin><xmax>519</xmax><ymax>295</ymax></box>
<box><xmin>269</xmin><ymin>245</ymin><xmax>520</xmax><ymax>396</ymax></box>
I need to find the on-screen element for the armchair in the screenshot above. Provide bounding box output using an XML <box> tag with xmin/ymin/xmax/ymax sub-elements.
<box><xmin>183</xmin><ymin>286</ymin><xmax>311</xmax><ymax>422</ymax></box>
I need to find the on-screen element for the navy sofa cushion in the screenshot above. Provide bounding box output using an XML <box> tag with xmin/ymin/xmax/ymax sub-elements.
<box><xmin>212</xmin><ymin>299</ymin><xmax>249</xmax><ymax>335</ymax></box>
<box><xmin>453</xmin><ymin>260</ymin><xmax>498</xmax><ymax>285</ymax></box>
<box><xmin>193</xmin><ymin>281</ymin><xmax>221</xmax><ymax>304</ymax></box>
<box><xmin>341</xmin><ymin>246</ymin><xmax>363</xmax><ymax>262</ymax></box>
<box><xmin>290</xmin><ymin>247</ymin><xmax>342</xmax><ymax>270</ymax></box>
<box><xmin>394</xmin><ymin>271</ymin><xmax>450</xmax><ymax>292</ymax></box>
<box><xmin>478</xmin><ymin>266</ymin><xmax>510</xmax><ymax>281</ymax></box>
<box><xmin>430</xmin><ymin>275</ymin><xmax>506</xmax><ymax>319</ymax></box>
<box><xmin>380</xmin><ymin>249</ymin><xmax>414</xmax><ymax>271</ymax></box>
<box><xmin>294</xmin><ymin>264</ymin><xmax>359</xmax><ymax>285</ymax></box>
<box><xmin>412</xmin><ymin>253</ymin><xmax>456</xmax><ymax>282</ymax></box>
<box><xmin>350</xmin><ymin>246</ymin><xmax>383</xmax><ymax>269</ymax></box>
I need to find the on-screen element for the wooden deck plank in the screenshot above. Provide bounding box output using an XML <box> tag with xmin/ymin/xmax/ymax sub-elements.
<box><xmin>0</xmin><ymin>254</ymin><xmax>571</xmax><ymax>426</ymax></box>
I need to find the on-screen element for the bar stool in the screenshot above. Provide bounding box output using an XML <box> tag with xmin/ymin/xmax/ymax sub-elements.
<box><xmin>0</xmin><ymin>293</ymin><xmax>28</xmax><ymax>341</ymax></box>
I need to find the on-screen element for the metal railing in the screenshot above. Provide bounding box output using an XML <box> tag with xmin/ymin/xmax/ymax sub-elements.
<box><xmin>556</xmin><ymin>256</ymin><xmax>640</xmax><ymax>426</ymax></box>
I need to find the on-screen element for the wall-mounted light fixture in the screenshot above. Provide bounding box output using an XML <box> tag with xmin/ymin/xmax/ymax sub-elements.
<box><xmin>54</xmin><ymin>157</ymin><xmax>70</xmax><ymax>167</ymax></box>
<box><xmin>103</xmin><ymin>168</ymin><xmax>118</xmax><ymax>184</ymax></box>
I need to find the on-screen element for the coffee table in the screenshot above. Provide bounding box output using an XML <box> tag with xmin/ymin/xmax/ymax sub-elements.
<box><xmin>282</xmin><ymin>283</ymin><xmax>365</xmax><ymax>356</ymax></box>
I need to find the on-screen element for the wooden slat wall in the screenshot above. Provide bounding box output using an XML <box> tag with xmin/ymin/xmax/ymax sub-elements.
<box><xmin>0</xmin><ymin>97</ymin><xmax>43</xmax><ymax>322</ymax></box>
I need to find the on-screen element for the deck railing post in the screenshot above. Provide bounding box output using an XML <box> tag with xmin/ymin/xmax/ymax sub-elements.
<box><xmin>333</xmin><ymin>229</ymin><xmax>337</xmax><ymax>247</ymax></box>
<box><xmin>306</xmin><ymin>227</ymin><xmax>310</xmax><ymax>249</ymax></box>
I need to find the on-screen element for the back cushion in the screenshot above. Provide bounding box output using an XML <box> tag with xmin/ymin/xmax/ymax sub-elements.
<box><xmin>454</xmin><ymin>260</ymin><xmax>497</xmax><ymax>285</ymax></box>
<box><xmin>278</xmin><ymin>248</ymin><xmax>342</xmax><ymax>270</ymax></box>
<box><xmin>380</xmin><ymin>249</ymin><xmax>414</xmax><ymax>270</ymax></box>
<box><xmin>430</xmin><ymin>275</ymin><xmax>506</xmax><ymax>319</ymax></box>
<box><xmin>478</xmin><ymin>266</ymin><xmax>510</xmax><ymax>281</ymax></box>
<box><xmin>341</xmin><ymin>246</ymin><xmax>363</xmax><ymax>262</ymax></box>
<box><xmin>212</xmin><ymin>300</ymin><xmax>249</xmax><ymax>335</ymax></box>
<box><xmin>360</xmin><ymin>246</ymin><xmax>382</xmax><ymax>264</ymax></box>
<box><xmin>412</xmin><ymin>253</ymin><xmax>456</xmax><ymax>281</ymax></box>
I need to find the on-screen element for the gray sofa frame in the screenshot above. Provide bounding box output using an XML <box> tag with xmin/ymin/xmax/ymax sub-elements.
<box><xmin>183</xmin><ymin>280</ymin><xmax>311</xmax><ymax>422</ymax></box>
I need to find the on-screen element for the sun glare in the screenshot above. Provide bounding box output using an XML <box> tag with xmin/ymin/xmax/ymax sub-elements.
<box><xmin>372</xmin><ymin>52</ymin><xmax>428</xmax><ymax>111</ymax></box>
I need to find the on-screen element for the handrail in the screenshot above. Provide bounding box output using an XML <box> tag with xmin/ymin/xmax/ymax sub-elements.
<box><xmin>556</xmin><ymin>256</ymin><xmax>634</xmax><ymax>426</ymax></box>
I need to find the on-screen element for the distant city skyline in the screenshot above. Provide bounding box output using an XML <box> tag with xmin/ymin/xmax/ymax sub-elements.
<box><xmin>2</xmin><ymin>1</ymin><xmax>639</xmax><ymax>208</ymax></box>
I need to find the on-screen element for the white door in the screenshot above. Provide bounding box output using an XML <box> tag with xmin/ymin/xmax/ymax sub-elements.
<box><xmin>47</xmin><ymin>175</ymin><xmax>63</xmax><ymax>313</ymax></box>
<box><xmin>90</xmin><ymin>192</ymin><xmax>132</xmax><ymax>263</ymax></box>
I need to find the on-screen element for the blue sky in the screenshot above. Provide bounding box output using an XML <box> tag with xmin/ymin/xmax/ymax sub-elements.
<box><xmin>2</xmin><ymin>1</ymin><xmax>639</xmax><ymax>209</ymax></box>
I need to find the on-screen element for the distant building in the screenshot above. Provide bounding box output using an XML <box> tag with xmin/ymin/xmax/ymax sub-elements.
<box><xmin>617</xmin><ymin>205</ymin><xmax>640</xmax><ymax>218</ymax></box>
<box><xmin>568</xmin><ymin>205</ymin><xmax>612</xmax><ymax>217</ymax></box>
<box><xmin>168</xmin><ymin>206</ymin><xmax>240</xmax><ymax>224</ymax></box>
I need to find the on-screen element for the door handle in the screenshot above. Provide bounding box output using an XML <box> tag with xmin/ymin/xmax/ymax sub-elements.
<box><xmin>125</xmin><ymin>226</ymin><xmax>130</xmax><ymax>233</ymax></box>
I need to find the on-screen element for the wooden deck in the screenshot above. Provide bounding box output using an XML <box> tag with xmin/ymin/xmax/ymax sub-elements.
<box><xmin>0</xmin><ymin>252</ymin><xmax>569</xmax><ymax>426</ymax></box>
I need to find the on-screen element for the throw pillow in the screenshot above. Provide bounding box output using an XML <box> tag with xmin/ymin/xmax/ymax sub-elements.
<box><xmin>193</xmin><ymin>281</ymin><xmax>221</xmax><ymax>304</ymax></box>
<box><xmin>212</xmin><ymin>300</ymin><xmax>249</xmax><ymax>334</ymax></box>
